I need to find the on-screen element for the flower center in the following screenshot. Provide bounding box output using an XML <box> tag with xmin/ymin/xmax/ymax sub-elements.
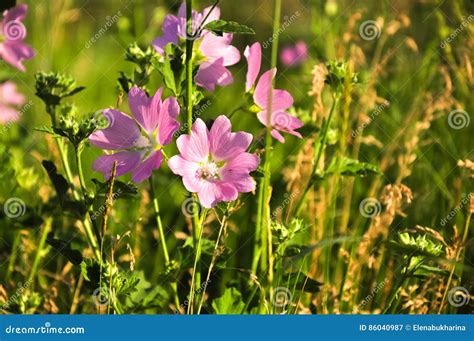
<box><xmin>197</xmin><ymin>161</ymin><xmax>220</xmax><ymax>181</ymax></box>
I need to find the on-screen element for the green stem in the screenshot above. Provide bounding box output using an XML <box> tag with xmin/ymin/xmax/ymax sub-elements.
<box><xmin>294</xmin><ymin>95</ymin><xmax>340</xmax><ymax>216</ymax></box>
<box><xmin>28</xmin><ymin>218</ymin><xmax>52</xmax><ymax>287</ymax></box>
<box><xmin>197</xmin><ymin>210</ymin><xmax>228</xmax><ymax>314</ymax></box>
<box><xmin>185</xmin><ymin>0</ymin><xmax>194</xmax><ymax>134</ymax></box>
<box><xmin>6</xmin><ymin>232</ymin><xmax>21</xmax><ymax>282</ymax></box>
<box><xmin>74</xmin><ymin>145</ymin><xmax>88</xmax><ymax>196</ymax></box>
<box><xmin>149</xmin><ymin>176</ymin><xmax>181</xmax><ymax>310</ymax></box>
<box><xmin>188</xmin><ymin>208</ymin><xmax>208</xmax><ymax>314</ymax></box>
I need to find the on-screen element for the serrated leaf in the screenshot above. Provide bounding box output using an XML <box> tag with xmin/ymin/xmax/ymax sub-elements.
<box><xmin>325</xmin><ymin>157</ymin><xmax>381</xmax><ymax>177</ymax></box>
<box><xmin>204</xmin><ymin>20</ymin><xmax>255</xmax><ymax>36</ymax></box>
<box><xmin>46</xmin><ymin>234</ymin><xmax>83</xmax><ymax>266</ymax></box>
<box><xmin>212</xmin><ymin>287</ymin><xmax>245</xmax><ymax>314</ymax></box>
<box><xmin>42</xmin><ymin>160</ymin><xmax>70</xmax><ymax>207</ymax></box>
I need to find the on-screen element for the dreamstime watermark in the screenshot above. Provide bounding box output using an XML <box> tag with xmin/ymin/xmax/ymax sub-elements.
<box><xmin>3</xmin><ymin>197</ymin><xmax>26</xmax><ymax>218</ymax></box>
<box><xmin>181</xmin><ymin>197</ymin><xmax>202</xmax><ymax>218</ymax></box>
<box><xmin>174</xmin><ymin>280</ymin><xmax>211</xmax><ymax>313</ymax></box>
<box><xmin>91</xmin><ymin>109</ymin><xmax>116</xmax><ymax>130</ymax></box>
<box><xmin>447</xmin><ymin>109</ymin><xmax>470</xmax><ymax>130</ymax></box>
<box><xmin>359</xmin><ymin>198</ymin><xmax>382</xmax><ymax>218</ymax></box>
<box><xmin>355</xmin><ymin>278</ymin><xmax>388</xmax><ymax>312</ymax></box>
<box><xmin>270</xmin><ymin>190</ymin><xmax>299</xmax><ymax>221</ymax></box>
<box><xmin>174</xmin><ymin>100</ymin><xmax>212</xmax><ymax>137</ymax></box>
<box><xmin>85</xmin><ymin>11</ymin><xmax>123</xmax><ymax>49</ymax></box>
<box><xmin>440</xmin><ymin>15</ymin><xmax>474</xmax><ymax>48</ymax></box>
<box><xmin>440</xmin><ymin>193</ymin><xmax>472</xmax><ymax>227</ymax></box>
<box><xmin>90</xmin><ymin>188</ymin><xmax>122</xmax><ymax>220</ymax></box>
<box><xmin>2</xmin><ymin>20</ymin><xmax>26</xmax><ymax>41</ymax></box>
<box><xmin>0</xmin><ymin>280</ymin><xmax>32</xmax><ymax>312</ymax></box>
<box><xmin>352</xmin><ymin>100</ymin><xmax>389</xmax><ymax>137</ymax></box>
<box><xmin>0</xmin><ymin>100</ymin><xmax>33</xmax><ymax>134</ymax></box>
<box><xmin>447</xmin><ymin>286</ymin><xmax>470</xmax><ymax>307</ymax></box>
<box><xmin>262</xmin><ymin>11</ymin><xmax>301</xmax><ymax>49</ymax></box>
<box><xmin>92</xmin><ymin>286</ymin><xmax>111</xmax><ymax>307</ymax></box>
<box><xmin>5</xmin><ymin>322</ymin><xmax>85</xmax><ymax>335</ymax></box>
<box><xmin>359</xmin><ymin>20</ymin><xmax>381</xmax><ymax>41</ymax></box>
<box><xmin>272</xmin><ymin>287</ymin><xmax>292</xmax><ymax>307</ymax></box>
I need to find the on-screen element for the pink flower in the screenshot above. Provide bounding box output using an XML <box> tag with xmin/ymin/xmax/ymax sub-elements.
<box><xmin>0</xmin><ymin>4</ymin><xmax>35</xmax><ymax>72</ymax></box>
<box><xmin>244</xmin><ymin>42</ymin><xmax>303</xmax><ymax>143</ymax></box>
<box><xmin>152</xmin><ymin>3</ymin><xmax>240</xmax><ymax>91</ymax></box>
<box><xmin>168</xmin><ymin>116</ymin><xmax>260</xmax><ymax>208</ymax></box>
<box><xmin>89</xmin><ymin>86</ymin><xmax>180</xmax><ymax>183</ymax></box>
<box><xmin>280</xmin><ymin>41</ymin><xmax>308</xmax><ymax>66</ymax></box>
<box><xmin>0</xmin><ymin>81</ymin><xmax>25</xmax><ymax>124</ymax></box>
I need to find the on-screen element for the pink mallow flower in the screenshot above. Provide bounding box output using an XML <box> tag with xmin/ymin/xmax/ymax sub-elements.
<box><xmin>152</xmin><ymin>3</ymin><xmax>240</xmax><ymax>91</ymax></box>
<box><xmin>244</xmin><ymin>42</ymin><xmax>304</xmax><ymax>143</ymax></box>
<box><xmin>280</xmin><ymin>41</ymin><xmax>308</xmax><ymax>66</ymax></box>
<box><xmin>0</xmin><ymin>4</ymin><xmax>35</xmax><ymax>72</ymax></box>
<box><xmin>168</xmin><ymin>116</ymin><xmax>260</xmax><ymax>208</ymax></box>
<box><xmin>0</xmin><ymin>81</ymin><xmax>25</xmax><ymax>124</ymax></box>
<box><xmin>89</xmin><ymin>86</ymin><xmax>180</xmax><ymax>183</ymax></box>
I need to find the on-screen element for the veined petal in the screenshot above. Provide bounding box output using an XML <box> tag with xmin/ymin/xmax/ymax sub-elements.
<box><xmin>131</xmin><ymin>151</ymin><xmax>163</xmax><ymax>183</ymax></box>
<box><xmin>89</xmin><ymin>109</ymin><xmax>141</xmax><ymax>150</ymax></box>
<box><xmin>244</xmin><ymin>42</ymin><xmax>261</xmax><ymax>92</ymax></box>
<box><xmin>152</xmin><ymin>14</ymin><xmax>180</xmax><ymax>55</ymax></box>
<box><xmin>195</xmin><ymin>59</ymin><xmax>233</xmax><ymax>91</ymax></box>
<box><xmin>3</xmin><ymin>4</ymin><xmax>28</xmax><ymax>22</ymax></box>
<box><xmin>92</xmin><ymin>151</ymin><xmax>142</xmax><ymax>180</ymax></box>
<box><xmin>197</xmin><ymin>181</ymin><xmax>238</xmax><ymax>208</ymax></box>
<box><xmin>209</xmin><ymin>115</ymin><xmax>252</xmax><ymax>161</ymax></box>
<box><xmin>168</xmin><ymin>155</ymin><xmax>201</xmax><ymax>193</ymax></box>
<box><xmin>157</xmin><ymin>96</ymin><xmax>180</xmax><ymax>146</ymax></box>
<box><xmin>199</xmin><ymin>33</ymin><xmax>240</xmax><ymax>66</ymax></box>
<box><xmin>128</xmin><ymin>86</ymin><xmax>162</xmax><ymax>134</ymax></box>
<box><xmin>176</xmin><ymin>118</ymin><xmax>209</xmax><ymax>162</ymax></box>
<box><xmin>254</xmin><ymin>68</ymin><xmax>276</xmax><ymax>110</ymax></box>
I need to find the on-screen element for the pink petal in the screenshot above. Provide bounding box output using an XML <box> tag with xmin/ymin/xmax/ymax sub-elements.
<box><xmin>0</xmin><ymin>104</ymin><xmax>20</xmax><ymax>124</ymax></box>
<box><xmin>3</xmin><ymin>4</ymin><xmax>28</xmax><ymax>22</ymax></box>
<box><xmin>254</xmin><ymin>69</ymin><xmax>275</xmax><ymax>110</ymax></box>
<box><xmin>254</xmin><ymin>69</ymin><xmax>293</xmax><ymax>111</ymax></box>
<box><xmin>157</xmin><ymin>96</ymin><xmax>180</xmax><ymax>146</ymax></box>
<box><xmin>0</xmin><ymin>41</ymin><xmax>35</xmax><ymax>72</ymax></box>
<box><xmin>257</xmin><ymin>111</ymin><xmax>303</xmax><ymax>143</ymax></box>
<box><xmin>271</xmin><ymin>129</ymin><xmax>286</xmax><ymax>143</ymax></box>
<box><xmin>131</xmin><ymin>151</ymin><xmax>163</xmax><ymax>183</ymax></box>
<box><xmin>209</xmin><ymin>115</ymin><xmax>252</xmax><ymax>161</ymax></box>
<box><xmin>0</xmin><ymin>81</ymin><xmax>25</xmax><ymax>105</ymax></box>
<box><xmin>128</xmin><ymin>86</ymin><xmax>162</xmax><ymax>134</ymax></box>
<box><xmin>197</xmin><ymin>181</ymin><xmax>238</xmax><ymax>208</ymax></box>
<box><xmin>199</xmin><ymin>33</ymin><xmax>240</xmax><ymax>66</ymax></box>
<box><xmin>222</xmin><ymin>152</ymin><xmax>260</xmax><ymax>175</ymax></box>
<box><xmin>200</xmin><ymin>6</ymin><xmax>221</xmax><ymax>24</ymax></box>
<box><xmin>244</xmin><ymin>42</ymin><xmax>261</xmax><ymax>92</ymax></box>
<box><xmin>89</xmin><ymin>109</ymin><xmax>142</xmax><ymax>150</ymax></box>
<box><xmin>176</xmin><ymin>118</ymin><xmax>209</xmax><ymax>162</ymax></box>
<box><xmin>152</xmin><ymin>14</ymin><xmax>180</xmax><ymax>55</ymax></box>
<box><xmin>168</xmin><ymin>155</ymin><xmax>201</xmax><ymax>193</ymax></box>
<box><xmin>92</xmin><ymin>151</ymin><xmax>142</xmax><ymax>180</ymax></box>
<box><xmin>195</xmin><ymin>59</ymin><xmax>233</xmax><ymax>91</ymax></box>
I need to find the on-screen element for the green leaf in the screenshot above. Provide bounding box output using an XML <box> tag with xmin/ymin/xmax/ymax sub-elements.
<box><xmin>212</xmin><ymin>287</ymin><xmax>246</xmax><ymax>314</ymax></box>
<box><xmin>92</xmin><ymin>179</ymin><xmax>138</xmax><ymax>198</ymax></box>
<box><xmin>325</xmin><ymin>157</ymin><xmax>381</xmax><ymax>177</ymax></box>
<box><xmin>204</xmin><ymin>20</ymin><xmax>255</xmax><ymax>36</ymax></box>
<box><xmin>42</xmin><ymin>160</ymin><xmax>70</xmax><ymax>207</ymax></box>
<box><xmin>46</xmin><ymin>234</ymin><xmax>83</xmax><ymax>266</ymax></box>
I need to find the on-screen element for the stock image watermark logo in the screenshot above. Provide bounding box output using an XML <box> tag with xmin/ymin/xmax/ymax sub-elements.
<box><xmin>90</xmin><ymin>188</ymin><xmax>122</xmax><ymax>220</ymax></box>
<box><xmin>174</xmin><ymin>100</ymin><xmax>212</xmax><ymax>137</ymax></box>
<box><xmin>3</xmin><ymin>197</ymin><xmax>26</xmax><ymax>218</ymax></box>
<box><xmin>92</xmin><ymin>286</ymin><xmax>111</xmax><ymax>307</ymax></box>
<box><xmin>440</xmin><ymin>193</ymin><xmax>472</xmax><ymax>227</ymax></box>
<box><xmin>440</xmin><ymin>15</ymin><xmax>474</xmax><ymax>48</ymax></box>
<box><xmin>447</xmin><ymin>109</ymin><xmax>470</xmax><ymax>130</ymax></box>
<box><xmin>91</xmin><ymin>110</ymin><xmax>115</xmax><ymax>130</ymax></box>
<box><xmin>359</xmin><ymin>20</ymin><xmax>381</xmax><ymax>41</ymax></box>
<box><xmin>262</xmin><ymin>11</ymin><xmax>300</xmax><ymax>49</ymax></box>
<box><xmin>181</xmin><ymin>197</ymin><xmax>202</xmax><ymax>218</ymax></box>
<box><xmin>447</xmin><ymin>286</ymin><xmax>470</xmax><ymax>308</ymax></box>
<box><xmin>85</xmin><ymin>11</ymin><xmax>123</xmax><ymax>49</ymax></box>
<box><xmin>272</xmin><ymin>287</ymin><xmax>292</xmax><ymax>308</ymax></box>
<box><xmin>3</xmin><ymin>20</ymin><xmax>26</xmax><ymax>41</ymax></box>
<box><xmin>0</xmin><ymin>280</ymin><xmax>32</xmax><ymax>312</ymax></box>
<box><xmin>355</xmin><ymin>278</ymin><xmax>388</xmax><ymax>312</ymax></box>
<box><xmin>359</xmin><ymin>198</ymin><xmax>381</xmax><ymax>218</ymax></box>
<box><xmin>352</xmin><ymin>100</ymin><xmax>389</xmax><ymax>137</ymax></box>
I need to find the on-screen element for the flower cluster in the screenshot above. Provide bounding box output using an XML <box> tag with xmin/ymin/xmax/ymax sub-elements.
<box><xmin>90</xmin><ymin>2</ymin><xmax>304</xmax><ymax>208</ymax></box>
<box><xmin>152</xmin><ymin>3</ymin><xmax>240</xmax><ymax>91</ymax></box>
